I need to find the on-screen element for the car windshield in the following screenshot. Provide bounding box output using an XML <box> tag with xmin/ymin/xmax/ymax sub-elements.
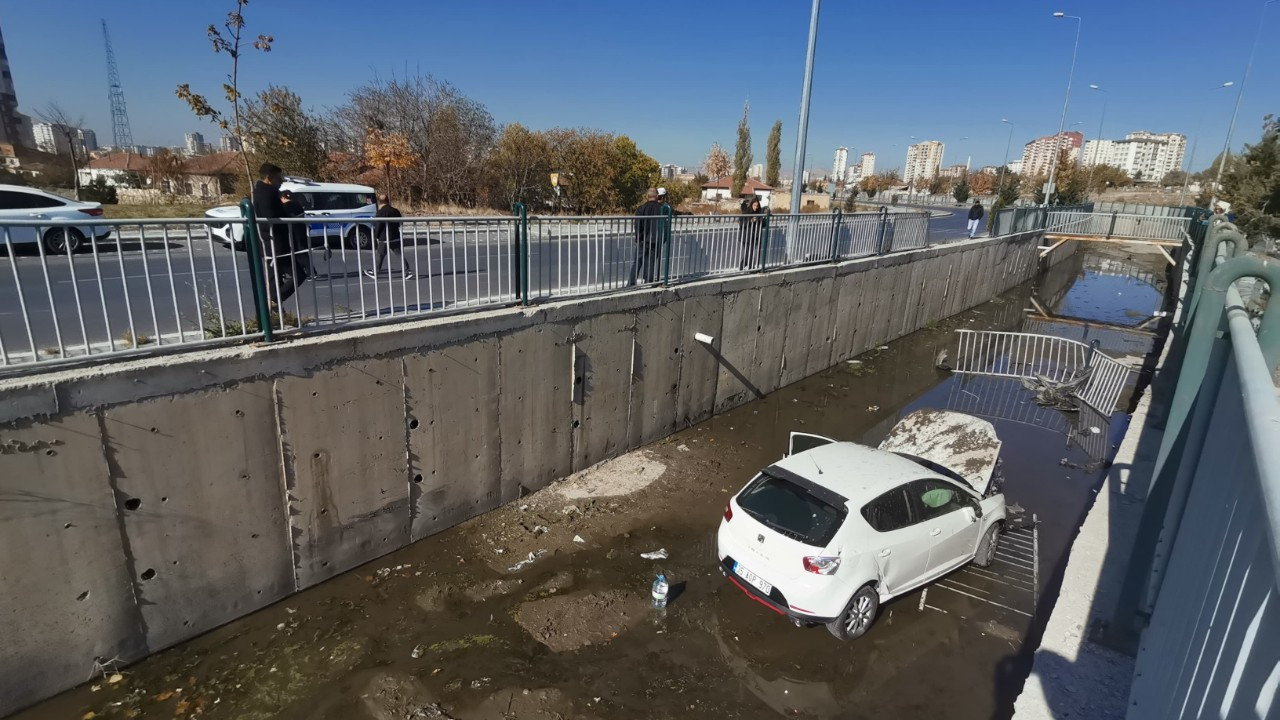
<box><xmin>736</xmin><ymin>471</ymin><xmax>846</xmax><ymax>547</ymax></box>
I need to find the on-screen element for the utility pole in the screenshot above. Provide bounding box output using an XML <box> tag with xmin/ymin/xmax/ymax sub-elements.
<box><xmin>1045</xmin><ymin>12</ymin><xmax>1081</xmax><ymax>206</ymax></box>
<box><xmin>789</xmin><ymin>0</ymin><xmax>820</xmax><ymax>216</ymax></box>
<box><xmin>102</xmin><ymin>20</ymin><xmax>134</xmax><ymax>152</ymax></box>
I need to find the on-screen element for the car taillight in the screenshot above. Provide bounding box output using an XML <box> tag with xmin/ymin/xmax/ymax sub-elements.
<box><xmin>723</xmin><ymin>502</ymin><xmax>733</xmax><ymax>522</ymax></box>
<box><xmin>803</xmin><ymin>556</ymin><xmax>840</xmax><ymax>575</ymax></box>
<box><xmin>78</xmin><ymin>207</ymin><xmax>104</xmax><ymax>217</ymax></box>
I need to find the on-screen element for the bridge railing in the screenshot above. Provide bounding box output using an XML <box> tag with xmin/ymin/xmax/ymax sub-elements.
<box><xmin>1125</xmin><ymin>220</ymin><xmax>1280</xmax><ymax>717</ymax></box>
<box><xmin>0</xmin><ymin>205</ymin><xmax>931</xmax><ymax>374</ymax></box>
<box><xmin>1045</xmin><ymin>210</ymin><xmax>1193</xmax><ymax>242</ymax></box>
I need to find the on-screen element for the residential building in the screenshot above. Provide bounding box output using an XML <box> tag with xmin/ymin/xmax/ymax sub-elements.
<box><xmin>832</xmin><ymin>146</ymin><xmax>848</xmax><ymax>184</ymax></box>
<box><xmin>856</xmin><ymin>152</ymin><xmax>875</xmax><ymax>181</ymax></box>
<box><xmin>0</xmin><ymin>142</ymin><xmax>20</xmax><ymax>170</ymax></box>
<box><xmin>1019</xmin><ymin>131</ymin><xmax>1083</xmax><ymax>178</ymax></box>
<box><xmin>79</xmin><ymin>150</ymin><xmax>239</xmax><ymax>197</ymax></box>
<box><xmin>33</xmin><ymin>123</ymin><xmax>98</xmax><ymax>156</ymax></box>
<box><xmin>219</xmin><ymin>135</ymin><xmax>242</xmax><ymax>152</ymax></box>
<box><xmin>0</xmin><ymin>25</ymin><xmax>33</xmax><ymax>149</ymax></box>
<box><xmin>184</xmin><ymin>132</ymin><xmax>206</xmax><ymax>156</ymax></box>
<box><xmin>1081</xmin><ymin>131</ymin><xmax>1186</xmax><ymax>182</ymax></box>
<box><xmin>700</xmin><ymin>176</ymin><xmax>774</xmax><ymax>206</ymax></box>
<box><xmin>939</xmin><ymin>164</ymin><xmax>968</xmax><ymax>179</ymax></box>
<box><xmin>904</xmin><ymin>140</ymin><xmax>944</xmax><ymax>184</ymax></box>
<box><xmin>749</xmin><ymin>163</ymin><xmax>764</xmax><ymax>180</ymax></box>
<box><xmin>1007</xmin><ymin>159</ymin><xmax>1023</xmax><ymax>175</ymax></box>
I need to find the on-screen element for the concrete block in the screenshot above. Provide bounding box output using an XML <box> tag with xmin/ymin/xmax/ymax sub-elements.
<box><xmin>900</xmin><ymin>260</ymin><xmax>925</xmax><ymax>337</ymax></box>
<box><xmin>779</xmin><ymin>281</ymin><xmax>816</xmax><ymax>387</ymax></box>
<box><xmin>0</xmin><ymin>412</ymin><xmax>141</xmax><ymax>718</ymax></box>
<box><xmin>675</xmin><ymin>294</ymin><xmax>724</xmax><ymax>428</ymax></box>
<box><xmin>714</xmin><ymin>289</ymin><xmax>761</xmax><ymax>414</ymax></box>
<box><xmin>406</xmin><ymin>340</ymin><xmax>502</xmax><ymax>541</ymax></box>
<box><xmin>277</xmin><ymin>358</ymin><xmax>409</xmax><ymax>588</ymax></box>
<box><xmin>751</xmin><ymin>283</ymin><xmax>791</xmax><ymax>396</ymax></box>
<box><xmin>571</xmin><ymin>312</ymin><xmax>635</xmax><ymax>472</ymax></box>
<box><xmin>498</xmin><ymin>324</ymin><xmax>574</xmax><ymax>500</ymax></box>
<box><xmin>0</xmin><ymin>383</ymin><xmax>57</xmax><ymax>424</ymax></box>
<box><xmin>805</xmin><ymin>277</ymin><xmax>836</xmax><ymax>376</ymax></box>
<box><xmin>628</xmin><ymin>303</ymin><xmax>683</xmax><ymax>443</ymax></box>
<box><xmin>100</xmin><ymin>383</ymin><xmax>293</xmax><ymax>653</ymax></box>
<box><xmin>832</xmin><ymin>270</ymin><xmax>865</xmax><ymax>362</ymax></box>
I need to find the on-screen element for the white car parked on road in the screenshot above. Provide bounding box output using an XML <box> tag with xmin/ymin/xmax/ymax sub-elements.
<box><xmin>717</xmin><ymin>409</ymin><xmax>1007</xmax><ymax>640</ymax></box>
<box><xmin>205</xmin><ymin>177</ymin><xmax>377</xmax><ymax>250</ymax></box>
<box><xmin>0</xmin><ymin>184</ymin><xmax>111</xmax><ymax>254</ymax></box>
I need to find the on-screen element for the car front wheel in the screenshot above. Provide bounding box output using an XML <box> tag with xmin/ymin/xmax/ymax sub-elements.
<box><xmin>43</xmin><ymin>227</ymin><xmax>85</xmax><ymax>255</ymax></box>
<box><xmin>346</xmin><ymin>226</ymin><xmax>372</xmax><ymax>250</ymax></box>
<box><xmin>973</xmin><ymin>523</ymin><xmax>1001</xmax><ymax>568</ymax></box>
<box><xmin>827</xmin><ymin>584</ymin><xmax>879</xmax><ymax>641</ymax></box>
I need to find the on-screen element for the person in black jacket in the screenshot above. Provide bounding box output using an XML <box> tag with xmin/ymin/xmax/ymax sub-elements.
<box><xmin>738</xmin><ymin>196</ymin><xmax>765</xmax><ymax>269</ymax></box>
<box><xmin>630</xmin><ymin>188</ymin><xmax>664</xmax><ymax>286</ymax></box>
<box><xmin>367</xmin><ymin>194</ymin><xmax>414</xmax><ymax>280</ymax></box>
<box><xmin>251</xmin><ymin>163</ymin><xmax>294</xmax><ymax>305</ymax></box>
<box><xmin>967</xmin><ymin>199</ymin><xmax>985</xmax><ymax>238</ymax></box>
<box><xmin>276</xmin><ymin>190</ymin><xmax>312</xmax><ymax>302</ymax></box>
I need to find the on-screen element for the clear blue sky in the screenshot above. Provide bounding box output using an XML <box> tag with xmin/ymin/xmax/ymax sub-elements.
<box><xmin>4</xmin><ymin>0</ymin><xmax>1276</xmax><ymax>175</ymax></box>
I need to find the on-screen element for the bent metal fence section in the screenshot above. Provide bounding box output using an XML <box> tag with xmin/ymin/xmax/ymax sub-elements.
<box><xmin>950</xmin><ymin>328</ymin><xmax>1133</xmax><ymax>414</ymax></box>
<box><xmin>0</xmin><ymin>206</ymin><xmax>929</xmax><ymax>373</ymax></box>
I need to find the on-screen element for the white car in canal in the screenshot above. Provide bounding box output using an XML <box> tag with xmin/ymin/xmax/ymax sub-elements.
<box><xmin>717</xmin><ymin>409</ymin><xmax>1007</xmax><ymax>640</ymax></box>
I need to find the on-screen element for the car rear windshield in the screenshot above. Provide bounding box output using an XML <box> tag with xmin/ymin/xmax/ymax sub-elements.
<box><xmin>736</xmin><ymin>471</ymin><xmax>847</xmax><ymax>547</ymax></box>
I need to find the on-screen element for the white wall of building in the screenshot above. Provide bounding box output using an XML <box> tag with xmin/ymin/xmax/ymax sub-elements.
<box><xmin>904</xmin><ymin>141</ymin><xmax>944</xmax><ymax>183</ymax></box>
<box><xmin>832</xmin><ymin>147</ymin><xmax>848</xmax><ymax>183</ymax></box>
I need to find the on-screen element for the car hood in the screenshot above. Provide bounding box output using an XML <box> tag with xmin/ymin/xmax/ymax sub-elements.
<box><xmin>877</xmin><ymin>409</ymin><xmax>1001</xmax><ymax>494</ymax></box>
<box><xmin>205</xmin><ymin>204</ymin><xmax>241</xmax><ymax>219</ymax></box>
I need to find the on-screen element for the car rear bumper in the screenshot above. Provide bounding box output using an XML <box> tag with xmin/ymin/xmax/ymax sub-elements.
<box><xmin>719</xmin><ymin>555</ymin><xmax>839</xmax><ymax>625</ymax></box>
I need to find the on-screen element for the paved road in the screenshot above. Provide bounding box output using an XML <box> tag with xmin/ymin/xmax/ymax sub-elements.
<box><xmin>0</xmin><ymin>213</ymin><xmax>949</xmax><ymax>367</ymax></box>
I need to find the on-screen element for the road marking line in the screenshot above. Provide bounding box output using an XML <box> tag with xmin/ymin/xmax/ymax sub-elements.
<box><xmin>959</xmin><ymin>568</ymin><xmax>1035</xmax><ymax>592</ymax></box>
<box><xmin>923</xmin><ymin>603</ymin><xmax>953</xmax><ymax>616</ymax></box>
<box><xmin>918</xmin><ymin>587</ymin><xmax>928</xmax><ymax>611</ymax></box>
<box><xmin>933</xmin><ymin>583</ymin><xmax>1033</xmax><ymax>617</ymax></box>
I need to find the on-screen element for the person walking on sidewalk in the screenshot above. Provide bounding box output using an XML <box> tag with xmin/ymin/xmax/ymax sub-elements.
<box><xmin>366</xmin><ymin>194</ymin><xmax>414</xmax><ymax>280</ymax></box>
<box><xmin>274</xmin><ymin>189</ymin><xmax>312</xmax><ymax>302</ymax></box>
<box><xmin>630</xmin><ymin>188</ymin><xmax>664</xmax><ymax>286</ymax></box>
<box><xmin>967</xmin><ymin>199</ymin><xmax>985</xmax><ymax>239</ymax></box>
<box><xmin>251</xmin><ymin>163</ymin><xmax>294</xmax><ymax>305</ymax></box>
<box><xmin>738</xmin><ymin>196</ymin><xmax>766</xmax><ymax>269</ymax></box>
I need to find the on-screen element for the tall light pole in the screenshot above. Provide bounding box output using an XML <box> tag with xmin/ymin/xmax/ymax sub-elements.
<box><xmin>789</xmin><ymin>0</ymin><xmax>821</xmax><ymax>216</ymax></box>
<box><xmin>1210</xmin><ymin>0</ymin><xmax>1277</xmax><ymax>209</ymax></box>
<box><xmin>1178</xmin><ymin>81</ymin><xmax>1235</xmax><ymax>207</ymax></box>
<box><xmin>1045</xmin><ymin>11</ymin><xmax>1082</xmax><ymax>206</ymax></box>
<box><xmin>1083</xmin><ymin>83</ymin><xmax>1107</xmax><ymax>183</ymax></box>
<box><xmin>998</xmin><ymin>119</ymin><xmax>1014</xmax><ymax>199</ymax></box>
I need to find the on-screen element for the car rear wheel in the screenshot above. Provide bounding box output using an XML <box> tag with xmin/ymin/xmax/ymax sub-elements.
<box><xmin>43</xmin><ymin>227</ymin><xmax>85</xmax><ymax>255</ymax></box>
<box><xmin>346</xmin><ymin>226</ymin><xmax>372</xmax><ymax>250</ymax></box>
<box><xmin>826</xmin><ymin>584</ymin><xmax>879</xmax><ymax>641</ymax></box>
<box><xmin>973</xmin><ymin>523</ymin><xmax>1001</xmax><ymax>568</ymax></box>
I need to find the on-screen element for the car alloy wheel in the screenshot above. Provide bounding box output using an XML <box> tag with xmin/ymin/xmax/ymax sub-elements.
<box><xmin>347</xmin><ymin>226</ymin><xmax>372</xmax><ymax>250</ymax></box>
<box><xmin>974</xmin><ymin>523</ymin><xmax>1001</xmax><ymax>568</ymax></box>
<box><xmin>43</xmin><ymin>227</ymin><xmax>85</xmax><ymax>255</ymax></box>
<box><xmin>827</xmin><ymin>584</ymin><xmax>879</xmax><ymax>641</ymax></box>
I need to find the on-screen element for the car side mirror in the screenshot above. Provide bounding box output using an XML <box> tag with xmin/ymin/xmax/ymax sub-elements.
<box><xmin>968</xmin><ymin>499</ymin><xmax>983</xmax><ymax>520</ymax></box>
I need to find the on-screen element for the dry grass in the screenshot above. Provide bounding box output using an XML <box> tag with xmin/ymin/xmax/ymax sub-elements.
<box><xmin>101</xmin><ymin>203</ymin><xmax>214</xmax><ymax>219</ymax></box>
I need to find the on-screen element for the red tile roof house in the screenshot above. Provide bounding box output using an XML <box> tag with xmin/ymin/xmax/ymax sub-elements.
<box><xmin>700</xmin><ymin>177</ymin><xmax>774</xmax><ymax>205</ymax></box>
<box><xmin>79</xmin><ymin>151</ymin><xmax>239</xmax><ymax>198</ymax></box>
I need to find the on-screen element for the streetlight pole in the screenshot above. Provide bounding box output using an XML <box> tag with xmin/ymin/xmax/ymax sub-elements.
<box><xmin>789</xmin><ymin>0</ymin><xmax>821</xmax><ymax>216</ymax></box>
<box><xmin>1046</xmin><ymin>11</ymin><xmax>1081</xmax><ymax>206</ymax></box>
<box><xmin>998</xmin><ymin>119</ymin><xmax>1014</xmax><ymax>200</ymax></box>
<box><xmin>1210</xmin><ymin>0</ymin><xmax>1277</xmax><ymax>209</ymax></box>
<box><xmin>1177</xmin><ymin>81</ymin><xmax>1235</xmax><ymax>207</ymax></box>
<box><xmin>1083</xmin><ymin>84</ymin><xmax>1107</xmax><ymax>186</ymax></box>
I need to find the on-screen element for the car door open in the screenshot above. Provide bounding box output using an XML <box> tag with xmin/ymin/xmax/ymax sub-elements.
<box><xmin>787</xmin><ymin>432</ymin><xmax>836</xmax><ymax>457</ymax></box>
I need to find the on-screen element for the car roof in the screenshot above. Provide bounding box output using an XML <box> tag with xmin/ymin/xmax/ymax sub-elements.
<box><xmin>770</xmin><ymin>441</ymin><xmax>938</xmax><ymax>506</ymax></box>
<box><xmin>280</xmin><ymin>179</ymin><xmax>375</xmax><ymax>194</ymax></box>
<box><xmin>0</xmin><ymin>184</ymin><xmax>91</xmax><ymax>205</ymax></box>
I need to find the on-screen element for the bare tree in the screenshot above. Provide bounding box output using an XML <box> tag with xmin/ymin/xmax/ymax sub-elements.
<box><xmin>36</xmin><ymin>103</ymin><xmax>86</xmax><ymax>199</ymax></box>
<box><xmin>175</xmin><ymin>0</ymin><xmax>273</xmax><ymax>192</ymax></box>
<box><xmin>705</xmin><ymin>142</ymin><xmax>730</xmax><ymax>180</ymax></box>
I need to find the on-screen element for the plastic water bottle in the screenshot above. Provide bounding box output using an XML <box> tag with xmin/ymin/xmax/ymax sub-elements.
<box><xmin>651</xmin><ymin>573</ymin><xmax>669</xmax><ymax>609</ymax></box>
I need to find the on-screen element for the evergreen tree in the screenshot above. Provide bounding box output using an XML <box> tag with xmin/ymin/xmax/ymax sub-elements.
<box><xmin>952</xmin><ymin>176</ymin><xmax>971</xmax><ymax>204</ymax></box>
<box><xmin>732</xmin><ymin>101</ymin><xmax>752</xmax><ymax>198</ymax></box>
<box><xmin>766</xmin><ymin>120</ymin><xmax>782</xmax><ymax>188</ymax></box>
<box><xmin>1223</xmin><ymin>114</ymin><xmax>1280</xmax><ymax>239</ymax></box>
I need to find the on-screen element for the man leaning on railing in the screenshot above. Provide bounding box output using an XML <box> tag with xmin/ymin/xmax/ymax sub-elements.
<box><xmin>630</xmin><ymin>188</ymin><xmax>663</xmax><ymax>286</ymax></box>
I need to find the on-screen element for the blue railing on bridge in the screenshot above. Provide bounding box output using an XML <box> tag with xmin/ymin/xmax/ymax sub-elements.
<box><xmin>1124</xmin><ymin>219</ymin><xmax>1280</xmax><ymax>718</ymax></box>
<box><xmin>0</xmin><ymin>205</ymin><xmax>933</xmax><ymax>372</ymax></box>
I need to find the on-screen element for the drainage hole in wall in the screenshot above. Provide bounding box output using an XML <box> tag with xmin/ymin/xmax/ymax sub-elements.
<box><xmin>320</xmin><ymin>508</ymin><xmax>328</xmax><ymax>515</ymax></box>
<box><xmin>409</xmin><ymin>418</ymin><xmax>420</xmax><ymax>430</ymax></box>
<box><xmin>161</xmin><ymin>496</ymin><xmax>168</xmax><ymax>503</ymax></box>
<box><xmin>322</xmin><ymin>561</ymin><xmax>330</xmax><ymax>568</ymax></box>
<box><xmin>234</xmin><ymin>409</ymin><xmax>244</xmax><ymax>418</ymax></box>
<box><xmin>378</xmin><ymin>435</ymin><xmax>383</xmax><ymax>441</ymax></box>
<box><xmin>76</xmin><ymin>591</ymin><xmax>90</xmax><ymax>602</ymax></box>
<box><xmin>64</xmin><ymin>523</ymin><xmax>73</xmax><ymax>529</ymax></box>
<box><xmin>183</xmin><ymin>620</ymin><xmax>191</xmax><ymax>627</ymax></box>
<box><xmin>171</xmin><ymin>560</ymin><xmax>180</xmax><ymax>566</ymax></box>
<box><xmin>313</xmin><ymin>452</ymin><xmax>321</xmax><ymax>459</ymax></box>
<box><xmin>150</xmin><ymin>427</ymin><xmax>158</xmax><ymax>434</ymax></box>
<box><xmin>45</xmin><ymin>449</ymin><xmax>56</xmax><ymax>456</ymax></box>
<box><xmin>572</xmin><ymin>420</ymin><xmax>581</xmax><ymax>428</ymax></box>
<box><xmin>140</xmin><ymin>568</ymin><xmax>156</xmax><ymax>581</ymax></box>
<box><xmin>413</xmin><ymin>474</ymin><xmax>423</xmax><ymax>484</ymax></box>
<box><xmin>124</xmin><ymin>498</ymin><xmax>142</xmax><ymax>511</ymax></box>
<box><xmin>251</xmin><ymin>533</ymin><xmax>260</xmax><ymax>539</ymax></box>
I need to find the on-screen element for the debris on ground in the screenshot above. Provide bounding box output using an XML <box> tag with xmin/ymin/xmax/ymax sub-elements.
<box><xmin>1020</xmin><ymin>372</ymin><xmax>1087</xmax><ymax>410</ymax></box>
<box><xmin>516</xmin><ymin>590</ymin><xmax>649</xmax><ymax>651</ymax></box>
<box><xmin>410</xmin><ymin>644</ymin><xmax>426</xmax><ymax>659</ymax></box>
<box><xmin>676</xmin><ymin>444</ymin><xmax>690</xmax><ymax>452</ymax></box>
<box><xmin>507</xmin><ymin>550</ymin><xmax>546</xmax><ymax>573</ymax></box>
<box><xmin>573</xmin><ymin>535</ymin><xmax>585</xmax><ymax>544</ymax></box>
<box><xmin>640</xmin><ymin>549</ymin><xmax>669</xmax><ymax>560</ymax></box>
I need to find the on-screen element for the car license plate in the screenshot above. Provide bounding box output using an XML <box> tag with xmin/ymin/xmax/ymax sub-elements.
<box><xmin>733</xmin><ymin>562</ymin><xmax>773</xmax><ymax>595</ymax></box>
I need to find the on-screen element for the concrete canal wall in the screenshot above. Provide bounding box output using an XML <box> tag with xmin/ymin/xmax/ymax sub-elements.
<box><xmin>0</xmin><ymin>232</ymin><xmax>1071</xmax><ymax>716</ymax></box>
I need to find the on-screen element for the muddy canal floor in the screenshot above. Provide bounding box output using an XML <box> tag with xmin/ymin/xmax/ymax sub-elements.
<box><xmin>19</xmin><ymin>277</ymin><xmax>1139</xmax><ymax>720</ymax></box>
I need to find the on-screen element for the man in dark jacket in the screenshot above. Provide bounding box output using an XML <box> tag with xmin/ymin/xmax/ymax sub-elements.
<box><xmin>251</xmin><ymin>163</ymin><xmax>294</xmax><ymax>305</ymax></box>
<box><xmin>630</xmin><ymin>188</ymin><xmax>664</xmax><ymax>286</ymax></box>
<box><xmin>367</xmin><ymin>194</ymin><xmax>413</xmax><ymax>280</ymax></box>
<box><xmin>967</xmin><ymin>199</ymin><xmax>985</xmax><ymax>238</ymax></box>
<box><xmin>277</xmin><ymin>190</ymin><xmax>312</xmax><ymax>302</ymax></box>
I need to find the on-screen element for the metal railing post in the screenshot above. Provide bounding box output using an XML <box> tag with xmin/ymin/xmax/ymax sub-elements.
<box><xmin>661</xmin><ymin>205</ymin><xmax>674</xmax><ymax>286</ymax></box>
<box><xmin>829</xmin><ymin>208</ymin><xmax>842</xmax><ymax>262</ymax></box>
<box><xmin>759</xmin><ymin>209</ymin><xmax>771</xmax><ymax>272</ymax></box>
<box><xmin>1107</xmin><ymin>211</ymin><xmax>1118</xmax><ymax>239</ymax></box>
<box><xmin>239</xmin><ymin>199</ymin><xmax>274</xmax><ymax>342</ymax></box>
<box><xmin>513</xmin><ymin>202</ymin><xmax>529</xmax><ymax>305</ymax></box>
